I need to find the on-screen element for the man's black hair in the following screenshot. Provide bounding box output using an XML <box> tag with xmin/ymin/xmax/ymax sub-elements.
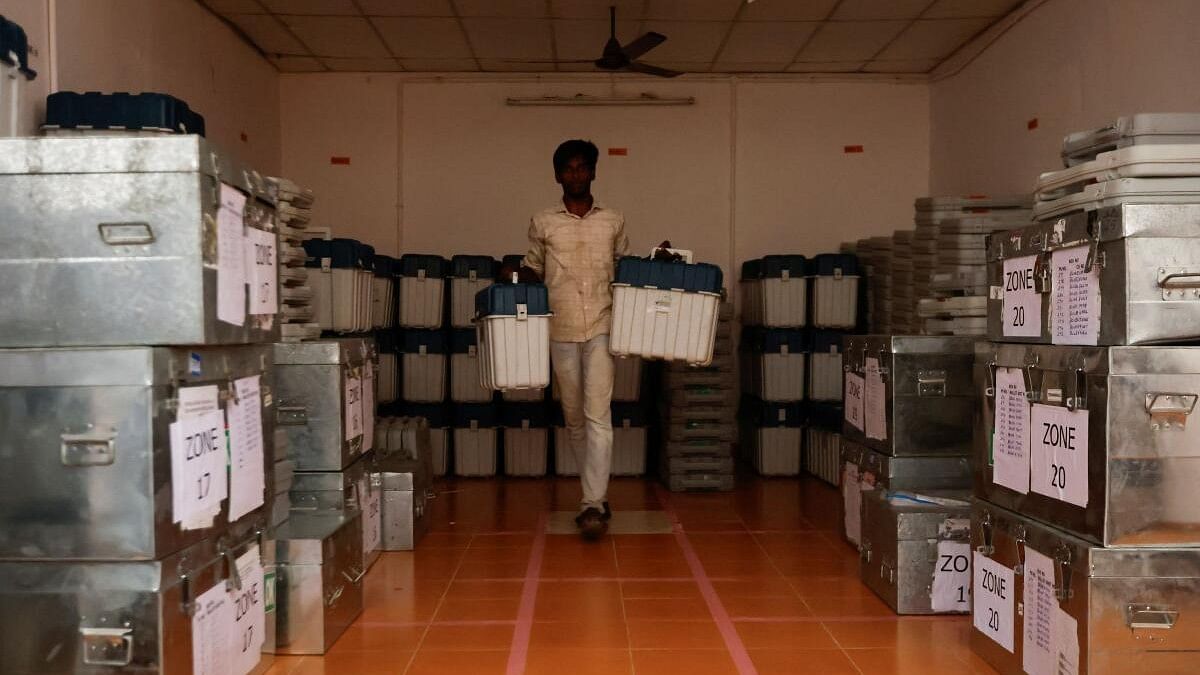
<box><xmin>553</xmin><ymin>139</ymin><xmax>599</xmax><ymax>173</ymax></box>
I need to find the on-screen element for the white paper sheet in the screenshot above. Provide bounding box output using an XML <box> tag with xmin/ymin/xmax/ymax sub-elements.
<box><xmin>244</xmin><ymin>227</ymin><xmax>278</xmax><ymax>316</ymax></box>
<box><xmin>362</xmin><ymin>364</ymin><xmax>375</xmax><ymax>452</ymax></box>
<box><xmin>973</xmin><ymin>552</ymin><xmax>1015</xmax><ymax>653</ymax></box>
<box><xmin>217</xmin><ymin>184</ymin><xmax>247</xmax><ymax>327</ymax></box>
<box><xmin>992</xmin><ymin>367</ymin><xmax>1031</xmax><ymax>494</ymax></box>
<box><xmin>231</xmin><ymin>545</ymin><xmax>266</xmax><ymax>675</ymax></box>
<box><xmin>1002</xmin><ymin>254</ymin><xmax>1042</xmax><ymax>337</ymax></box>
<box><xmin>179</xmin><ymin>385</ymin><xmax>220</xmax><ymax>418</ymax></box>
<box><xmin>1022</xmin><ymin>547</ymin><xmax>1056</xmax><ymax>675</ymax></box>
<box><xmin>228</xmin><ymin>375</ymin><xmax>265</xmax><ymax>522</ymax></box>
<box><xmin>171</xmin><ymin>409</ymin><xmax>228</xmax><ymax>530</ymax></box>
<box><xmin>1053</xmin><ymin>606</ymin><xmax>1080</xmax><ymax>675</ymax></box>
<box><xmin>842</xmin><ymin>463</ymin><xmax>862</xmax><ymax>545</ymax></box>
<box><xmin>344</xmin><ymin>372</ymin><xmax>363</xmax><ymax>442</ymax></box>
<box><xmin>845</xmin><ymin>373</ymin><xmax>865</xmax><ymax>432</ymax></box>
<box><xmin>1050</xmin><ymin>245</ymin><xmax>1100</xmax><ymax>345</ymax></box>
<box><xmin>192</xmin><ymin>577</ymin><xmax>234</xmax><ymax>675</ymax></box>
<box><xmin>360</xmin><ymin>476</ymin><xmax>381</xmax><ymax>557</ymax></box>
<box><xmin>1030</xmin><ymin>403</ymin><xmax>1089</xmax><ymax>507</ymax></box>
<box><xmin>864</xmin><ymin>357</ymin><xmax>887</xmax><ymax>441</ymax></box>
<box><xmin>931</xmin><ymin>540</ymin><xmax>972</xmax><ymax>612</ymax></box>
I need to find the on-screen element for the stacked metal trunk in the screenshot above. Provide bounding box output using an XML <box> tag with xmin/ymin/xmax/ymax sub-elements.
<box><xmin>0</xmin><ymin>130</ymin><xmax>278</xmax><ymax>673</ymax></box>
<box><xmin>839</xmin><ymin>335</ymin><xmax>976</xmax><ymax>615</ymax></box>
<box><xmin>660</xmin><ymin>301</ymin><xmax>736</xmax><ymax>491</ymax></box>
<box><xmin>969</xmin><ymin>116</ymin><xmax>1200</xmax><ymax>674</ymax></box>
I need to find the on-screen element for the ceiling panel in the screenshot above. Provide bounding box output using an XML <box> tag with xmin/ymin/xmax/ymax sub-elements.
<box><xmin>739</xmin><ymin>0</ymin><xmax>839</xmax><ymax>21</ymax></box>
<box><xmin>373</xmin><ymin>17</ymin><xmax>473</xmax><ymax>58</ymax></box>
<box><xmin>639</xmin><ymin>20</ymin><xmax>731</xmax><ymax>62</ymax></box>
<box><xmin>923</xmin><ymin>0</ymin><xmax>1023</xmax><ymax>19</ymax></box>
<box><xmin>717</xmin><ymin>21</ymin><xmax>818</xmax><ymax>63</ymax></box>
<box><xmin>653</xmin><ymin>61</ymin><xmax>714</xmax><ymax>73</ymax></box>
<box><xmin>463</xmin><ymin>18</ymin><xmax>553</xmax><ymax>59</ymax></box>
<box><xmin>862</xmin><ymin>58</ymin><xmax>940</xmax><ymax>73</ymax></box>
<box><xmin>478</xmin><ymin>58</ymin><xmax>549</xmax><ymax>71</ymax></box>
<box><xmin>399</xmin><ymin>57</ymin><xmax>478</xmax><ymax>71</ymax></box>
<box><xmin>269</xmin><ymin>55</ymin><xmax>324</xmax><ymax>71</ymax></box>
<box><xmin>204</xmin><ymin>0</ymin><xmax>265</xmax><ymax>14</ymax></box>
<box><xmin>320</xmin><ymin>57</ymin><xmax>400</xmax><ymax>71</ymax></box>
<box><xmin>876</xmin><ymin>17</ymin><xmax>990</xmax><ymax>60</ymax></box>
<box><xmin>262</xmin><ymin>0</ymin><xmax>357</xmax><ymax>15</ymax></box>
<box><xmin>455</xmin><ymin>0</ymin><xmax>547</xmax><ymax>18</ymax></box>
<box><xmin>551</xmin><ymin>0</ymin><xmax>645</xmax><ymax>20</ymax></box>
<box><xmin>552</xmin><ymin>19</ymin><xmax>640</xmax><ymax>60</ymax></box>
<box><xmin>280</xmin><ymin>15</ymin><xmax>391</xmax><ymax>57</ymax></box>
<box><xmin>712</xmin><ymin>61</ymin><xmax>791</xmax><ymax>72</ymax></box>
<box><xmin>227</xmin><ymin>14</ymin><xmax>307</xmax><ymax>54</ymax></box>
<box><xmin>644</xmin><ymin>0</ymin><xmax>743</xmax><ymax>22</ymax></box>
<box><xmin>357</xmin><ymin>0</ymin><xmax>453</xmax><ymax>16</ymax></box>
<box><xmin>831</xmin><ymin>0</ymin><xmax>934</xmax><ymax>21</ymax></box>
<box><xmin>788</xmin><ymin>61</ymin><xmax>866</xmax><ymax>72</ymax></box>
<box><xmin>795</xmin><ymin>21</ymin><xmax>907</xmax><ymax>62</ymax></box>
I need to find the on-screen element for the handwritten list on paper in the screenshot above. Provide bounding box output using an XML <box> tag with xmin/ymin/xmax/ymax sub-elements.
<box><xmin>845</xmin><ymin>373</ymin><xmax>865</xmax><ymax>432</ymax></box>
<box><xmin>1051</xmin><ymin>245</ymin><xmax>1100</xmax><ymax>345</ymax></box>
<box><xmin>344</xmin><ymin>372</ymin><xmax>363</xmax><ymax>442</ymax></box>
<box><xmin>191</xmin><ymin>580</ymin><xmax>234</xmax><ymax>675</ymax></box>
<box><xmin>1022</xmin><ymin>547</ymin><xmax>1056</xmax><ymax>675</ymax></box>
<box><xmin>228</xmin><ymin>375</ymin><xmax>265</xmax><ymax>522</ymax></box>
<box><xmin>217</xmin><ymin>184</ymin><xmax>247</xmax><ymax>327</ymax></box>
<box><xmin>864</xmin><ymin>357</ymin><xmax>887</xmax><ymax>441</ymax></box>
<box><xmin>992</xmin><ymin>367</ymin><xmax>1031</xmax><ymax>494</ymax></box>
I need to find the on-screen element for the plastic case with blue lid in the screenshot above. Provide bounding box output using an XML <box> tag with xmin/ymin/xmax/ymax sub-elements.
<box><xmin>453</xmin><ymin>404</ymin><xmax>498</xmax><ymax>477</ymax></box>
<box><xmin>449</xmin><ymin>328</ymin><xmax>491</xmax><ymax>403</ymax></box>
<box><xmin>808</xmin><ymin>330</ymin><xmax>845</xmax><ymax>402</ymax></box>
<box><xmin>759</xmin><ymin>255</ymin><xmax>808</xmax><ymax>327</ymax></box>
<box><xmin>502</xmin><ymin>402</ymin><xmax>549</xmax><ymax>477</ymax></box>
<box><xmin>810</xmin><ymin>253</ymin><xmax>861</xmax><ymax>329</ymax></box>
<box><xmin>375</xmin><ymin>330</ymin><xmax>398</xmax><ymax>405</ymax></box>
<box><xmin>305</xmin><ymin>238</ymin><xmax>375</xmax><ymax>333</ymax></box>
<box><xmin>396</xmin><ymin>329</ymin><xmax>446</xmax><ymax>403</ymax></box>
<box><xmin>449</xmin><ymin>255</ymin><xmax>496</xmax><ymax>328</ymax></box>
<box><xmin>475</xmin><ymin>283</ymin><xmax>552</xmax><ymax>392</ymax></box>
<box><xmin>396</xmin><ymin>402</ymin><xmax>450</xmax><ymax>475</ymax></box>
<box><xmin>740</xmin><ymin>396</ymin><xmax>803</xmax><ymax>476</ymax></box>
<box><xmin>398</xmin><ymin>254</ymin><xmax>446</xmax><ymax>328</ymax></box>
<box><xmin>744</xmin><ymin>328</ymin><xmax>807</xmax><ymax>403</ymax></box>
<box><xmin>740</xmin><ymin>259</ymin><xmax>763</xmax><ymax>326</ymax></box>
<box><xmin>610</xmin><ymin>257</ymin><xmax>724</xmax><ymax>365</ymax></box>
<box><xmin>44</xmin><ymin>91</ymin><xmax>204</xmax><ymax>136</ymax></box>
<box><xmin>371</xmin><ymin>255</ymin><xmax>398</xmax><ymax>330</ymax></box>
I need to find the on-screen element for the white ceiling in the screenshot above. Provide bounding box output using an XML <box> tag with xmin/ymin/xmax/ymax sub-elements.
<box><xmin>200</xmin><ymin>0</ymin><xmax>1026</xmax><ymax>75</ymax></box>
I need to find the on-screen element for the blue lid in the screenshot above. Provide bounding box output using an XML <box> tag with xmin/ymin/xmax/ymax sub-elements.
<box><xmin>450</xmin><ymin>328</ymin><xmax>477</xmax><ymax>353</ymax></box>
<box><xmin>806</xmin><ymin>401</ymin><xmax>844</xmax><ymax>429</ymax></box>
<box><xmin>450</xmin><ymin>255</ymin><xmax>498</xmax><ymax>279</ymax></box>
<box><xmin>812</xmin><ymin>253</ymin><xmax>860</xmax><ymax>277</ymax></box>
<box><xmin>740</xmin><ymin>396</ymin><xmax>803</xmax><ymax>428</ymax></box>
<box><xmin>740</xmin><ymin>259</ymin><xmax>761</xmax><ymax>280</ymax></box>
<box><xmin>810</xmin><ymin>330</ymin><xmax>844</xmax><ymax>354</ymax></box>
<box><xmin>397</xmin><ymin>402</ymin><xmax>452</xmax><ymax>428</ymax></box>
<box><xmin>44</xmin><ymin>92</ymin><xmax>204</xmax><ymax>134</ymax></box>
<box><xmin>760</xmin><ymin>329</ymin><xmax>808</xmax><ymax>354</ymax></box>
<box><xmin>476</xmin><ymin>283</ymin><xmax>551</xmax><ymax>317</ymax></box>
<box><xmin>303</xmin><ymin>238</ymin><xmax>363</xmax><ymax>269</ymax></box>
<box><xmin>376</xmin><ymin>329</ymin><xmax>397</xmax><ymax>354</ymax></box>
<box><xmin>0</xmin><ymin>15</ymin><xmax>36</xmax><ymax>79</ymax></box>
<box><xmin>454</xmin><ymin>403</ymin><xmax>499</xmax><ymax>427</ymax></box>
<box><xmin>761</xmin><ymin>255</ymin><xmax>808</xmax><ymax>279</ymax></box>
<box><xmin>399</xmin><ymin>254</ymin><xmax>447</xmax><ymax>278</ymax></box>
<box><xmin>500</xmin><ymin>403</ymin><xmax>550</xmax><ymax>428</ymax></box>
<box><xmin>614</xmin><ymin>257</ymin><xmax>723</xmax><ymax>294</ymax></box>
<box><xmin>611</xmin><ymin>402</ymin><xmax>649</xmax><ymax>427</ymax></box>
<box><xmin>501</xmin><ymin>254</ymin><xmax>525</xmax><ymax>269</ymax></box>
<box><xmin>396</xmin><ymin>328</ymin><xmax>448</xmax><ymax>354</ymax></box>
<box><xmin>372</xmin><ymin>254</ymin><xmax>397</xmax><ymax>277</ymax></box>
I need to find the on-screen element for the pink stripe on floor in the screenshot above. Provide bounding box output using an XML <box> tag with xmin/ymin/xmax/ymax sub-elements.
<box><xmin>505</xmin><ymin>513</ymin><xmax>549</xmax><ymax>675</ymax></box>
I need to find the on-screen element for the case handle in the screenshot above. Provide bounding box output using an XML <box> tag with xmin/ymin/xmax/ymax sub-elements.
<box><xmin>1157</xmin><ymin>271</ymin><xmax>1200</xmax><ymax>289</ymax></box>
<box><xmin>976</xmin><ymin>511</ymin><xmax>995</xmax><ymax>556</ymax></box>
<box><xmin>277</xmin><ymin>405</ymin><xmax>308</xmax><ymax>426</ymax></box>
<box><xmin>98</xmin><ymin>222</ymin><xmax>155</xmax><ymax>245</ymax></box>
<box><xmin>343</xmin><ymin>566</ymin><xmax>367</xmax><ymax>585</ymax></box>
<box><xmin>60</xmin><ymin>428</ymin><xmax>118</xmax><ymax>467</ymax></box>
<box><xmin>326</xmin><ymin>584</ymin><xmax>345</xmax><ymax>607</ymax></box>
<box><xmin>1054</xmin><ymin>545</ymin><xmax>1074</xmax><ymax>601</ymax></box>
<box><xmin>80</xmin><ymin>627</ymin><xmax>134</xmax><ymax>667</ymax></box>
<box><xmin>1126</xmin><ymin>604</ymin><xmax>1178</xmax><ymax>630</ymax></box>
<box><xmin>917</xmin><ymin>370</ymin><xmax>947</xmax><ymax>397</ymax></box>
<box><xmin>1145</xmin><ymin>393</ymin><xmax>1197</xmax><ymax>430</ymax></box>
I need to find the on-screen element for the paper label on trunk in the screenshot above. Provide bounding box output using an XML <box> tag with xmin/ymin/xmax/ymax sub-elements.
<box><xmin>1030</xmin><ymin>404</ymin><xmax>1089</xmax><ymax>507</ymax></box>
<box><xmin>864</xmin><ymin>357</ymin><xmax>887</xmax><ymax>441</ymax></box>
<box><xmin>1002</xmin><ymin>254</ymin><xmax>1042</xmax><ymax>337</ymax></box>
<box><xmin>1053</xmin><ymin>606</ymin><xmax>1080</xmax><ymax>675</ymax></box>
<box><xmin>992</xmin><ymin>367</ymin><xmax>1031</xmax><ymax>494</ymax></box>
<box><xmin>1050</xmin><ymin>245</ymin><xmax>1100</xmax><ymax>345</ymax></box>
<box><xmin>360</xmin><ymin>476</ymin><xmax>381</xmax><ymax>556</ymax></box>
<box><xmin>931</xmin><ymin>540</ymin><xmax>972</xmax><ymax>612</ymax></box>
<box><xmin>1022</xmin><ymin>547</ymin><xmax>1057</xmax><ymax>675</ymax></box>
<box><xmin>844</xmin><ymin>373</ymin><xmax>865</xmax><ymax>432</ymax></box>
<box><xmin>179</xmin><ymin>385</ymin><xmax>220</xmax><ymax>418</ymax></box>
<box><xmin>362</xmin><ymin>363</ymin><xmax>376</xmax><ymax>452</ymax></box>
<box><xmin>841</xmin><ymin>462</ymin><xmax>862</xmax><ymax>545</ymax></box>
<box><xmin>344</xmin><ymin>372</ymin><xmax>363</xmax><ymax>442</ymax></box>
<box><xmin>217</xmin><ymin>184</ymin><xmax>247</xmax><ymax>327</ymax></box>
<box><xmin>244</xmin><ymin>227</ymin><xmax>278</xmax><ymax>316</ymax></box>
<box><xmin>171</xmin><ymin>409</ymin><xmax>228</xmax><ymax>529</ymax></box>
<box><xmin>973</xmin><ymin>552</ymin><xmax>1015</xmax><ymax>653</ymax></box>
<box><xmin>192</xmin><ymin>578</ymin><xmax>234</xmax><ymax>675</ymax></box>
<box><xmin>228</xmin><ymin>375</ymin><xmax>265</xmax><ymax>522</ymax></box>
<box><xmin>231</xmin><ymin>545</ymin><xmax>266</xmax><ymax>675</ymax></box>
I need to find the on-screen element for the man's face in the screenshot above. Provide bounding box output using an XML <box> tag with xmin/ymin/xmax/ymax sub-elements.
<box><xmin>556</xmin><ymin>155</ymin><xmax>595</xmax><ymax>198</ymax></box>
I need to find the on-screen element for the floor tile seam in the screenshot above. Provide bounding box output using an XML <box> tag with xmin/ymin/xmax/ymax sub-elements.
<box><xmin>505</xmin><ymin>512</ymin><xmax>550</xmax><ymax>675</ymax></box>
<box><xmin>613</xmin><ymin>533</ymin><xmax>638</xmax><ymax>675</ymax></box>
<box><xmin>400</xmin><ymin>533</ymin><xmax>477</xmax><ymax>674</ymax></box>
<box><xmin>816</xmin><ymin>620</ymin><xmax>867</xmax><ymax>675</ymax></box>
<box><xmin>745</xmin><ymin>525</ymin><xmax>814</xmax><ymax>613</ymax></box>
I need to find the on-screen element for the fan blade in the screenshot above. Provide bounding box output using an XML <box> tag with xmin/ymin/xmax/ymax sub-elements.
<box><xmin>626</xmin><ymin>61</ymin><xmax>682</xmax><ymax>78</ymax></box>
<box><xmin>621</xmin><ymin>32</ymin><xmax>666</xmax><ymax>61</ymax></box>
<box><xmin>495</xmin><ymin>59</ymin><xmax>595</xmax><ymax>63</ymax></box>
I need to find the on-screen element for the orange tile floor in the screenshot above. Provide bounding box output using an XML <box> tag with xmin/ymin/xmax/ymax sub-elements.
<box><xmin>266</xmin><ymin>476</ymin><xmax>998</xmax><ymax>675</ymax></box>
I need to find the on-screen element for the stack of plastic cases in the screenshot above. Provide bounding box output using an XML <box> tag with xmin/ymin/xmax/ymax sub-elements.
<box><xmin>759</xmin><ymin>255</ymin><xmax>807</xmax><ymax>328</ymax></box>
<box><xmin>0</xmin><ymin>15</ymin><xmax>36</xmax><ymax>137</ymax></box>
<box><xmin>398</xmin><ymin>254</ymin><xmax>446</xmax><ymax>329</ymax></box>
<box><xmin>890</xmin><ymin>230</ymin><xmax>915</xmax><ymax>333</ymax></box>
<box><xmin>743</xmin><ymin>327</ymin><xmax>807</xmax><ymax>402</ymax></box>
<box><xmin>809</xmin><ymin>253</ymin><xmax>860</xmax><ymax>329</ymax></box>
<box><xmin>370</xmin><ymin>255</ymin><xmax>398</xmax><ymax>329</ymax></box>
<box><xmin>554</xmin><ymin>403</ymin><xmax>648</xmax><ymax>476</ymax></box>
<box><xmin>1061</xmin><ymin>113</ymin><xmax>1200</xmax><ymax>166</ymax></box>
<box><xmin>398</xmin><ymin>402</ymin><xmax>451</xmax><ymax>477</ymax></box>
<box><xmin>807</xmin><ymin>330</ymin><xmax>843</xmax><ymax>401</ymax></box>
<box><xmin>476</xmin><ymin>283</ymin><xmax>552</xmax><ymax>391</ymax></box>
<box><xmin>501</xmin><ymin>403</ymin><xmax>549</xmax><ymax>477</ymax></box>
<box><xmin>609</xmin><ymin>257</ymin><xmax>723</xmax><ymax>365</ymax></box>
<box><xmin>552</xmin><ymin>355</ymin><xmax>642</xmax><ymax>403</ymax></box>
<box><xmin>375</xmin><ymin>330</ymin><xmax>398</xmax><ymax>404</ymax></box>
<box><xmin>739</xmin><ymin>259</ymin><xmax>763</xmax><ymax>325</ymax></box>
<box><xmin>452</xmin><ymin>403</ymin><xmax>498</xmax><ymax>477</ymax></box>
<box><xmin>449</xmin><ymin>255</ymin><xmax>497</xmax><ymax>328</ymax></box>
<box><xmin>739</xmin><ymin>397</ymin><xmax>804</xmax><ymax>476</ymax></box>
<box><xmin>397</xmin><ymin>328</ymin><xmax>447</xmax><ymax>403</ymax></box>
<box><xmin>802</xmin><ymin>401</ymin><xmax>844</xmax><ymax>485</ymax></box>
<box><xmin>304</xmin><ymin>238</ymin><xmax>375</xmax><ymax>334</ymax></box>
<box><xmin>449</xmin><ymin>328</ymin><xmax>492</xmax><ymax>403</ymax></box>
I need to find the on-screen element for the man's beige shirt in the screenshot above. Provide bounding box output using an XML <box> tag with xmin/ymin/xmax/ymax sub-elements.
<box><xmin>522</xmin><ymin>200</ymin><xmax>629</xmax><ymax>343</ymax></box>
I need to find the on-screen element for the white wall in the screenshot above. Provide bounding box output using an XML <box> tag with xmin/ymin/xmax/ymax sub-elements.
<box><xmin>280</xmin><ymin>74</ymin><xmax>931</xmax><ymax>281</ymax></box>
<box><xmin>930</xmin><ymin>0</ymin><xmax>1200</xmax><ymax>195</ymax></box>
<box><xmin>1</xmin><ymin>0</ymin><xmax>280</xmax><ymax>173</ymax></box>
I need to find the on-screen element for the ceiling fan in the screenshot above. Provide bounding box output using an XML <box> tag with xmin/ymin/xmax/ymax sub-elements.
<box><xmin>504</xmin><ymin>6</ymin><xmax>682</xmax><ymax>78</ymax></box>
